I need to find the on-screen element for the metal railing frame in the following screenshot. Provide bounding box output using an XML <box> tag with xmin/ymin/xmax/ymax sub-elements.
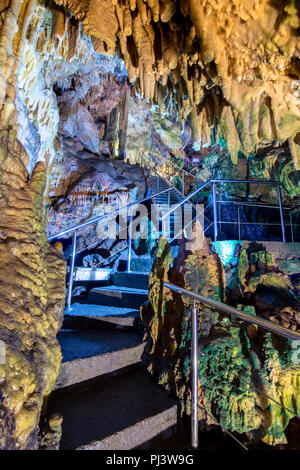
<box><xmin>149</xmin><ymin>155</ymin><xmax>299</xmax><ymax>243</ymax></box>
<box><xmin>49</xmin><ymin>187</ymin><xmax>171</xmax><ymax>310</ymax></box>
<box><xmin>48</xmin><ymin>155</ymin><xmax>299</xmax><ymax>447</ymax></box>
<box><xmin>49</xmin><ymin>177</ymin><xmax>201</xmax><ymax>310</ymax></box>
<box><xmin>164</xmin><ymin>282</ymin><xmax>300</xmax><ymax>449</ymax></box>
<box><xmin>49</xmin><ymin>153</ymin><xmax>299</xmax><ymax>309</ymax></box>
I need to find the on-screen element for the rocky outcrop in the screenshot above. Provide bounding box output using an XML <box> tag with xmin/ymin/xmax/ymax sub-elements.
<box><xmin>0</xmin><ymin>132</ymin><xmax>66</xmax><ymax>449</ymax></box>
<box><xmin>47</xmin><ymin>136</ymin><xmax>149</xmax><ymax>253</ymax></box>
<box><xmin>55</xmin><ymin>63</ymin><xmax>131</xmax><ymax>158</ymax></box>
<box><xmin>0</xmin><ymin>0</ymin><xmax>299</xmax><ymax>450</ymax></box>
<box><xmin>53</xmin><ymin>0</ymin><xmax>300</xmax><ymax>167</ymax></box>
<box><xmin>126</xmin><ymin>95</ymin><xmax>185</xmax><ymax>168</ymax></box>
<box><xmin>226</xmin><ymin>241</ymin><xmax>300</xmax><ymax>332</ymax></box>
<box><xmin>179</xmin><ymin>140</ymin><xmax>300</xmax><ymax>205</ymax></box>
<box><xmin>141</xmin><ymin>233</ymin><xmax>300</xmax><ymax>446</ymax></box>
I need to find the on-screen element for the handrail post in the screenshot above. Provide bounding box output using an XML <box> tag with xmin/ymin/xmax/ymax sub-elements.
<box><xmin>67</xmin><ymin>231</ymin><xmax>77</xmax><ymax>310</ymax></box>
<box><xmin>212</xmin><ymin>182</ymin><xmax>218</xmax><ymax>241</ymax></box>
<box><xmin>238</xmin><ymin>206</ymin><xmax>241</xmax><ymax>241</ymax></box>
<box><xmin>191</xmin><ymin>299</ymin><xmax>198</xmax><ymax>449</ymax></box>
<box><xmin>182</xmin><ymin>169</ymin><xmax>185</xmax><ymax>196</ymax></box>
<box><xmin>127</xmin><ymin>215</ymin><xmax>133</xmax><ymax>273</ymax></box>
<box><xmin>277</xmin><ymin>184</ymin><xmax>286</xmax><ymax>242</ymax></box>
<box><xmin>289</xmin><ymin>209</ymin><xmax>294</xmax><ymax>243</ymax></box>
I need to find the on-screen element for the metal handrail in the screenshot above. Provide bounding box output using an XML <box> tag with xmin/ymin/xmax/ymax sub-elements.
<box><xmin>216</xmin><ymin>199</ymin><xmax>293</xmax><ymax>210</ymax></box>
<box><xmin>51</xmin><ymin>150</ymin><xmax>299</xmax><ymax>309</ymax></box>
<box><xmin>161</xmin><ymin>180</ymin><xmax>212</xmax><ymax>221</ymax></box>
<box><xmin>56</xmin><ymin>178</ymin><xmax>197</xmax><ymax>309</ymax></box>
<box><xmin>155</xmin><ymin>154</ymin><xmax>299</xmax><ymax>211</ymax></box>
<box><xmin>164</xmin><ymin>282</ymin><xmax>300</xmax><ymax>341</ymax></box>
<box><xmin>142</xmin><ymin>153</ymin><xmax>292</xmax><ymax>242</ymax></box>
<box><xmin>164</xmin><ymin>281</ymin><xmax>300</xmax><ymax>449</ymax></box>
<box><xmin>48</xmin><ymin>187</ymin><xmax>172</xmax><ymax>241</ymax></box>
<box><xmin>54</xmin><ymin>187</ymin><xmax>171</xmax><ymax>309</ymax></box>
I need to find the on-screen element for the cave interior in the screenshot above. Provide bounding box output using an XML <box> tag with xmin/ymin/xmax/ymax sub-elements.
<box><xmin>0</xmin><ymin>0</ymin><xmax>299</xmax><ymax>451</ymax></box>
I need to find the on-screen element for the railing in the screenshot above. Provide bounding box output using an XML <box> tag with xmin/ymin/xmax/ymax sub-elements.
<box><xmin>290</xmin><ymin>203</ymin><xmax>300</xmax><ymax>243</ymax></box>
<box><xmin>49</xmin><ymin>187</ymin><xmax>172</xmax><ymax>309</ymax></box>
<box><xmin>49</xmin><ymin>151</ymin><xmax>299</xmax><ymax>309</ymax></box>
<box><xmin>164</xmin><ymin>282</ymin><xmax>300</xmax><ymax>450</ymax></box>
<box><xmin>140</xmin><ymin>153</ymin><xmax>299</xmax><ymax>243</ymax></box>
<box><xmin>49</xmin><ymin>177</ymin><xmax>207</xmax><ymax>309</ymax></box>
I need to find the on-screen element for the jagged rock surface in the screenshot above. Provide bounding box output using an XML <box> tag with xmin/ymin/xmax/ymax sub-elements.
<box><xmin>141</xmin><ymin>234</ymin><xmax>300</xmax><ymax>446</ymax></box>
<box><xmin>53</xmin><ymin>0</ymin><xmax>300</xmax><ymax>168</ymax></box>
<box><xmin>0</xmin><ymin>0</ymin><xmax>299</xmax><ymax>450</ymax></box>
<box><xmin>0</xmin><ymin>133</ymin><xmax>66</xmax><ymax>449</ymax></box>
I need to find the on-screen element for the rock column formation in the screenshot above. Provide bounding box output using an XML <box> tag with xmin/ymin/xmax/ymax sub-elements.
<box><xmin>141</xmin><ymin>233</ymin><xmax>300</xmax><ymax>445</ymax></box>
<box><xmin>54</xmin><ymin>0</ymin><xmax>300</xmax><ymax>168</ymax></box>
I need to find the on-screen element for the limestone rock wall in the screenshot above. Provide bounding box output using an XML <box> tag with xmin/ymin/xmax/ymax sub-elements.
<box><xmin>0</xmin><ymin>1</ymin><xmax>71</xmax><ymax>450</ymax></box>
<box><xmin>0</xmin><ymin>133</ymin><xmax>66</xmax><ymax>449</ymax></box>
<box><xmin>141</xmin><ymin>235</ymin><xmax>300</xmax><ymax>446</ymax></box>
<box><xmin>126</xmin><ymin>95</ymin><xmax>185</xmax><ymax>168</ymax></box>
<box><xmin>0</xmin><ymin>1</ymin><xmax>92</xmax><ymax>449</ymax></box>
<box><xmin>0</xmin><ymin>2</ymin><xmax>151</xmax><ymax>448</ymax></box>
<box><xmin>182</xmin><ymin>140</ymin><xmax>300</xmax><ymax>203</ymax></box>
<box><xmin>53</xmin><ymin>0</ymin><xmax>300</xmax><ymax>168</ymax></box>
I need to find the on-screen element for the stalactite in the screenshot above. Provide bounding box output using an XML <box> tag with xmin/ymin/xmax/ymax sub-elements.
<box><xmin>160</xmin><ymin>0</ymin><xmax>177</xmax><ymax>23</ymax></box>
<box><xmin>145</xmin><ymin>0</ymin><xmax>160</xmax><ymax>23</ymax></box>
<box><xmin>51</xmin><ymin>7</ymin><xmax>67</xmax><ymax>38</ymax></box>
<box><xmin>159</xmin><ymin>22</ymin><xmax>177</xmax><ymax>70</ymax></box>
<box><xmin>48</xmin><ymin>0</ymin><xmax>300</xmax><ymax>165</ymax></box>
<box><xmin>123</xmin><ymin>3</ymin><xmax>132</xmax><ymax>37</ymax></box>
<box><xmin>129</xmin><ymin>0</ymin><xmax>136</xmax><ymax>12</ymax></box>
<box><xmin>137</xmin><ymin>0</ymin><xmax>149</xmax><ymax>27</ymax></box>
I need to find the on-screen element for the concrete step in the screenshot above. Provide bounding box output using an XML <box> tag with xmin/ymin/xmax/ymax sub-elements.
<box><xmin>49</xmin><ymin>368</ymin><xmax>178</xmax><ymax>450</ymax></box>
<box><xmin>55</xmin><ymin>328</ymin><xmax>143</xmax><ymax>389</ymax></box>
<box><xmin>64</xmin><ymin>303</ymin><xmax>140</xmax><ymax>329</ymax></box>
<box><xmin>113</xmin><ymin>271</ymin><xmax>149</xmax><ymax>290</ymax></box>
<box><xmin>73</xmin><ymin>267</ymin><xmax>111</xmax><ymax>282</ymax></box>
<box><xmin>118</xmin><ymin>257</ymin><xmax>154</xmax><ymax>273</ymax></box>
<box><xmin>88</xmin><ymin>285</ymin><xmax>148</xmax><ymax>309</ymax></box>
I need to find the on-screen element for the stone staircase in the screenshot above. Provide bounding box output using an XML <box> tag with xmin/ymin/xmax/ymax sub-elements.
<box><xmin>48</xmin><ymin>267</ymin><xmax>179</xmax><ymax>449</ymax></box>
<box><xmin>47</xmin><ymin>175</ymin><xmax>222</xmax><ymax>450</ymax></box>
<box><xmin>47</xmin><ymin>176</ymin><xmax>189</xmax><ymax>449</ymax></box>
<box><xmin>48</xmin><ymin>175</ymin><xmax>300</xmax><ymax>450</ymax></box>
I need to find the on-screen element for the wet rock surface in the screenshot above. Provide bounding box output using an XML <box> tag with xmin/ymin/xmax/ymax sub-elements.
<box><xmin>0</xmin><ymin>0</ymin><xmax>299</xmax><ymax>451</ymax></box>
<box><xmin>0</xmin><ymin>138</ymin><xmax>66</xmax><ymax>449</ymax></box>
<box><xmin>141</xmin><ymin>233</ymin><xmax>300</xmax><ymax>446</ymax></box>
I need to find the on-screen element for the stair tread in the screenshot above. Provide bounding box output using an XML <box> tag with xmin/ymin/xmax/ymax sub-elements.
<box><xmin>66</xmin><ymin>303</ymin><xmax>139</xmax><ymax>317</ymax></box>
<box><xmin>49</xmin><ymin>368</ymin><xmax>178</xmax><ymax>450</ymax></box>
<box><xmin>64</xmin><ymin>303</ymin><xmax>140</xmax><ymax>327</ymax></box>
<box><xmin>90</xmin><ymin>285</ymin><xmax>148</xmax><ymax>294</ymax></box>
<box><xmin>58</xmin><ymin>328</ymin><xmax>142</xmax><ymax>363</ymax></box>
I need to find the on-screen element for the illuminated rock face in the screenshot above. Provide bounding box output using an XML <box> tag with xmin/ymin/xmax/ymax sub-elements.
<box><xmin>141</xmin><ymin>235</ymin><xmax>300</xmax><ymax>446</ymax></box>
<box><xmin>0</xmin><ymin>2</ymin><xmax>149</xmax><ymax>448</ymax></box>
<box><xmin>0</xmin><ymin>135</ymin><xmax>66</xmax><ymax>449</ymax></box>
<box><xmin>53</xmin><ymin>0</ymin><xmax>300</xmax><ymax>168</ymax></box>
<box><xmin>0</xmin><ymin>2</ymin><xmax>83</xmax><ymax>449</ymax></box>
<box><xmin>47</xmin><ymin>144</ymin><xmax>148</xmax><ymax>243</ymax></box>
<box><xmin>0</xmin><ymin>0</ymin><xmax>299</xmax><ymax>450</ymax></box>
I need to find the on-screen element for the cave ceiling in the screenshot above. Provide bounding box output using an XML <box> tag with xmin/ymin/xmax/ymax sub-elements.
<box><xmin>51</xmin><ymin>0</ymin><xmax>300</xmax><ymax>167</ymax></box>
